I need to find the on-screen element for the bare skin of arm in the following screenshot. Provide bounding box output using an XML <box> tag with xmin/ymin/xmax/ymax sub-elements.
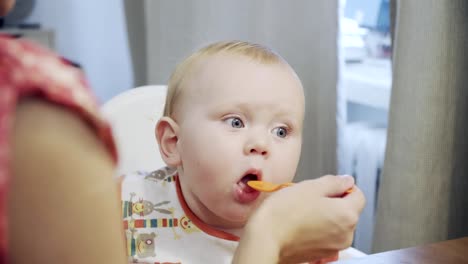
<box><xmin>9</xmin><ymin>99</ymin><xmax>127</xmax><ymax>263</ymax></box>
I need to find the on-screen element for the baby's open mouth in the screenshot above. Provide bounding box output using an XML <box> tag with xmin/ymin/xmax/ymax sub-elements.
<box><xmin>234</xmin><ymin>170</ymin><xmax>262</xmax><ymax>203</ymax></box>
<box><xmin>237</xmin><ymin>172</ymin><xmax>260</xmax><ymax>193</ymax></box>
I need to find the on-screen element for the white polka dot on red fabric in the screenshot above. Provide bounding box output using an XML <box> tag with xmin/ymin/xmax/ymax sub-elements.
<box><xmin>20</xmin><ymin>53</ymin><xmax>35</xmax><ymax>68</ymax></box>
<box><xmin>43</xmin><ymin>58</ymin><xmax>77</xmax><ymax>88</ymax></box>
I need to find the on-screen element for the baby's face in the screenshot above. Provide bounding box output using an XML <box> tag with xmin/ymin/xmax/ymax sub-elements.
<box><xmin>175</xmin><ymin>54</ymin><xmax>305</xmax><ymax>228</ymax></box>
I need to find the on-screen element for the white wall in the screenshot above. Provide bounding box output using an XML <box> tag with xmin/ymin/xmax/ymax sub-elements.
<box><xmin>25</xmin><ymin>0</ymin><xmax>133</xmax><ymax>103</ymax></box>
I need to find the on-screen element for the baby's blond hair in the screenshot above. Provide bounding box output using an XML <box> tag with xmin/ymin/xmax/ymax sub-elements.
<box><xmin>163</xmin><ymin>41</ymin><xmax>288</xmax><ymax>117</ymax></box>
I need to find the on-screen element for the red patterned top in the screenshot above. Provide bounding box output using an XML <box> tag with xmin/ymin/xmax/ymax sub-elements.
<box><xmin>0</xmin><ymin>34</ymin><xmax>117</xmax><ymax>261</ymax></box>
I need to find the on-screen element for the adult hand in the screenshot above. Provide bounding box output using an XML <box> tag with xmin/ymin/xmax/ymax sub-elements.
<box><xmin>233</xmin><ymin>175</ymin><xmax>365</xmax><ymax>264</ymax></box>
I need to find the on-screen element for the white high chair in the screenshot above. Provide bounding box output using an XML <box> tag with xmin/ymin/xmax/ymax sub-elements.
<box><xmin>101</xmin><ymin>85</ymin><xmax>168</xmax><ymax>176</ymax></box>
<box><xmin>102</xmin><ymin>85</ymin><xmax>366</xmax><ymax>260</ymax></box>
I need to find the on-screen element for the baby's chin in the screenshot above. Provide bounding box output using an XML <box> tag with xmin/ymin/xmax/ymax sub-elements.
<box><xmin>212</xmin><ymin>201</ymin><xmax>262</xmax><ymax>229</ymax></box>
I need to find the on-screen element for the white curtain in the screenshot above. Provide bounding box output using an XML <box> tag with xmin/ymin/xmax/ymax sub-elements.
<box><xmin>373</xmin><ymin>0</ymin><xmax>468</xmax><ymax>252</ymax></box>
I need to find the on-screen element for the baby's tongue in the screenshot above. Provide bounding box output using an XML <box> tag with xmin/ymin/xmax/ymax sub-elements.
<box><xmin>238</xmin><ymin>175</ymin><xmax>257</xmax><ymax>193</ymax></box>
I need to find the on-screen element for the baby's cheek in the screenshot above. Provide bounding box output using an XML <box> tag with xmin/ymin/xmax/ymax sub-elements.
<box><xmin>272</xmin><ymin>163</ymin><xmax>296</xmax><ymax>182</ymax></box>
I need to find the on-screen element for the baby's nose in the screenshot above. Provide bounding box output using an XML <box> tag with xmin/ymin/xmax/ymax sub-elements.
<box><xmin>249</xmin><ymin>147</ymin><xmax>268</xmax><ymax>156</ymax></box>
<box><xmin>244</xmin><ymin>139</ymin><xmax>269</xmax><ymax>157</ymax></box>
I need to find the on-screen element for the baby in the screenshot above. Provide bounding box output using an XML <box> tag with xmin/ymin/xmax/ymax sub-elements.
<box><xmin>121</xmin><ymin>41</ymin><xmax>333</xmax><ymax>263</ymax></box>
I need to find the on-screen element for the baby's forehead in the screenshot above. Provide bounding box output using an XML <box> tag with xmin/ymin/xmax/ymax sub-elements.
<box><xmin>186</xmin><ymin>52</ymin><xmax>295</xmax><ymax>86</ymax></box>
<box><xmin>181</xmin><ymin>54</ymin><xmax>302</xmax><ymax>99</ymax></box>
<box><xmin>171</xmin><ymin>52</ymin><xmax>304</xmax><ymax>115</ymax></box>
<box><xmin>189</xmin><ymin>53</ymin><xmax>251</xmax><ymax>74</ymax></box>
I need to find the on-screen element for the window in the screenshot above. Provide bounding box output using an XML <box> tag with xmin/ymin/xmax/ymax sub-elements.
<box><xmin>340</xmin><ymin>0</ymin><xmax>392</xmax><ymax>254</ymax></box>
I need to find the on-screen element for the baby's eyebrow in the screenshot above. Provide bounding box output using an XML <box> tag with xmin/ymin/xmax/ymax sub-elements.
<box><xmin>210</xmin><ymin>102</ymin><xmax>303</xmax><ymax>120</ymax></box>
<box><xmin>228</xmin><ymin>102</ymin><xmax>298</xmax><ymax>113</ymax></box>
<box><xmin>271</xmin><ymin>108</ymin><xmax>303</xmax><ymax>120</ymax></box>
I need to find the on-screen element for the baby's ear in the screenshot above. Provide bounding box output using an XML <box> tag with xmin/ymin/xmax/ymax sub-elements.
<box><xmin>155</xmin><ymin>117</ymin><xmax>181</xmax><ymax>167</ymax></box>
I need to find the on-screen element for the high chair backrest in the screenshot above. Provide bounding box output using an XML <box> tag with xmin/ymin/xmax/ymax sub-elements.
<box><xmin>101</xmin><ymin>85</ymin><xmax>168</xmax><ymax>176</ymax></box>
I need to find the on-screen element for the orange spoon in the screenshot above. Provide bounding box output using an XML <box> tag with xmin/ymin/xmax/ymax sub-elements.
<box><xmin>247</xmin><ymin>180</ymin><xmax>354</xmax><ymax>196</ymax></box>
<box><xmin>247</xmin><ymin>181</ymin><xmax>294</xmax><ymax>192</ymax></box>
<box><xmin>343</xmin><ymin>187</ymin><xmax>354</xmax><ymax>196</ymax></box>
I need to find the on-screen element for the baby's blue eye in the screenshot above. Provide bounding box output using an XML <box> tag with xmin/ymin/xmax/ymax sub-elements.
<box><xmin>227</xmin><ymin>117</ymin><xmax>244</xmax><ymax>128</ymax></box>
<box><xmin>273</xmin><ymin>127</ymin><xmax>288</xmax><ymax>138</ymax></box>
